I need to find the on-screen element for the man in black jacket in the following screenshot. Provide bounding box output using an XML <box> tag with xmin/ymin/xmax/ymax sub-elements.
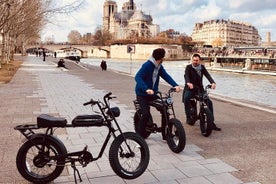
<box><xmin>182</xmin><ymin>53</ymin><xmax>221</xmax><ymax>131</ymax></box>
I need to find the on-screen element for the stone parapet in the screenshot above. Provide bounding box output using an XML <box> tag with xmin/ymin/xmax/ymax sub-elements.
<box><xmin>110</xmin><ymin>44</ymin><xmax>185</xmax><ymax>60</ymax></box>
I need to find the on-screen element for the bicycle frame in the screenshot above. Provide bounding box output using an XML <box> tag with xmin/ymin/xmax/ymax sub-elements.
<box><xmin>133</xmin><ymin>88</ymin><xmax>177</xmax><ymax>132</ymax></box>
<box><xmin>192</xmin><ymin>84</ymin><xmax>211</xmax><ymax>114</ymax></box>
<box><xmin>14</xmin><ymin>92</ymin><xmax>135</xmax><ymax>183</ymax></box>
<box><xmin>133</xmin><ymin>87</ymin><xmax>186</xmax><ymax>153</ymax></box>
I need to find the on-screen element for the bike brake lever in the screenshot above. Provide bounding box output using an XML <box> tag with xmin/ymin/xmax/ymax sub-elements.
<box><xmin>108</xmin><ymin>96</ymin><xmax>117</xmax><ymax>100</ymax></box>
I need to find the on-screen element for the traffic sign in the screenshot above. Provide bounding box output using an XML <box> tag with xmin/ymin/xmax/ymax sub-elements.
<box><xmin>127</xmin><ymin>45</ymin><xmax>135</xmax><ymax>53</ymax></box>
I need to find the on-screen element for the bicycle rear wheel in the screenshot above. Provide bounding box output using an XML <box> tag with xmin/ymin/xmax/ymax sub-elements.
<box><xmin>109</xmin><ymin>132</ymin><xmax>150</xmax><ymax>179</ymax></box>
<box><xmin>16</xmin><ymin>136</ymin><xmax>66</xmax><ymax>183</ymax></box>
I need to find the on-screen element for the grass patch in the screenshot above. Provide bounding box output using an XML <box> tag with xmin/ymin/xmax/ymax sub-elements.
<box><xmin>0</xmin><ymin>61</ymin><xmax>22</xmax><ymax>83</ymax></box>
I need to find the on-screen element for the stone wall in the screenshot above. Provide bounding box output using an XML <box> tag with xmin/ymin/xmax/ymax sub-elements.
<box><xmin>109</xmin><ymin>44</ymin><xmax>184</xmax><ymax>60</ymax></box>
<box><xmin>35</xmin><ymin>44</ymin><xmax>186</xmax><ymax>60</ymax></box>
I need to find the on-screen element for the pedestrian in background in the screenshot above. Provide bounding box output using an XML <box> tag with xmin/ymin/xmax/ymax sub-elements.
<box><xmin>100</xmin><ymin>60</ymin><xmax>107</xmax><ymax>71</ymax></box>
<box><xmin>42</xmin><ymin>50</ymin><xmax>46</xmax><ymax>61</ymax></box>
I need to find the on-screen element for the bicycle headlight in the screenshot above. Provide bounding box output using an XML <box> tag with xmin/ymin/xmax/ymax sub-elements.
<box><xmin>203</xmin><ymin>93</ymin><xmax>209</xmax><ymax>100</ymax></box>
<box><xmin>166</xmin><ymin>97</ymin><xmax>173</xmax><ymax>105</ymax></box>
<box><xmin>106</xmin><ymin>107</ymin><xmax>120</xmax><ymax>117</ymax></box>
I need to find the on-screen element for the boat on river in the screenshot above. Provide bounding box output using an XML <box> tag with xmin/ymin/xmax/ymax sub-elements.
<box><xmin>65</xmin><ymin>51</ymin><xmax>81</xmax><ymax>63</ymax></box>
<box><xmin>54</xmin><ymin>49</ymin><xmax>81</xmax><ymax>63</ymax></box>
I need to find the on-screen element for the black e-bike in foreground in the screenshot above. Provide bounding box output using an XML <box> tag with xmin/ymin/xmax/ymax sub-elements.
<box><xmin>187</xmin><ymin>84</ymin><xmax>214</xmax><ymax>137</ymax></box>
<box><xmin>133</xmin><ymin>88</ymin><xmax>186</xmax><ymax>153</ymax></box>
<box><xmin>14</xmin><ymin>92</ymin><xmax>150</xmax><ymax>183</ymax></box>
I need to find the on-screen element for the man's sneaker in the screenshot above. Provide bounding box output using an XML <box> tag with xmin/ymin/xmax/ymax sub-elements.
<box><xmin>212</xmin><ymin>123</ymin><xmax>221</xmax><ymax>131</ymax></box>
<box><xmin>186</xmin><ymin>118</ymin><xmax>194</xmax><ymax>126</ymax></box>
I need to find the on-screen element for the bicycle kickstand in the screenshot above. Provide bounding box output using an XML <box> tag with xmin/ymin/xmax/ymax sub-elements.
<box><xmin>71</xmin><ymin>161</ymin><xmax>82</xmax><ymax>183</ymax></box>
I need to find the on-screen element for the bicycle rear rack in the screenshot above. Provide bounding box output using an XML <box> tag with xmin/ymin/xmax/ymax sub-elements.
<box><xmin>14</xmin><ymin>124</ymin><xmax>37</xmax><ymax>139</ymax></box>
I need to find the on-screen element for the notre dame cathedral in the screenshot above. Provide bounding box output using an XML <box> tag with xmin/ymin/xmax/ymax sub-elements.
<box><xmin>102</xmin><ymin>0</ymin><xmax>160</xmax><ymax>39</ymax></box>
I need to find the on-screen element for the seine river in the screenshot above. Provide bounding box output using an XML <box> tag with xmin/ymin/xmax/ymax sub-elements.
<box><xmin>80</xmin><ymin>58</ymin><xmax>276</xmax><ymax>109</ymax></box>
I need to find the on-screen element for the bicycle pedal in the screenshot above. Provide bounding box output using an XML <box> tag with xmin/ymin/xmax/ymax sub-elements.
<box><xmin>145</xmin><ymin>126</ymin><xmax>155</xmax><ymax>132</ymax></box>
<box><xmin>156</xmin><ymin>127</ymin><xmax>162</xmax><ymax>132</ymax></box>
<box><xmin>146</xmin><ymin>123</ymin><xmax>157</xmax><ymax>132</ymax></box>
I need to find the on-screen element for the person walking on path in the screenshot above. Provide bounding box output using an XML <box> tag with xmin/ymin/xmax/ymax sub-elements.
<box><xmin>134</xmin><ymin>48</ymin><xmax>181</xmax><ymax>138</ymax></box>
<box><xmin>42</xmin><ymin>50</ymin><xmax>46</xmax><ymax>61</ymax></box>
<box><xmin>182</xmin><ymin>53</ymin><xmax>221</xmax><ymax>131</ymax></box>
<box><xmin>100</xmin><ymin>60</ymin><xmax>107</xmax><ymax>71</ymax></box>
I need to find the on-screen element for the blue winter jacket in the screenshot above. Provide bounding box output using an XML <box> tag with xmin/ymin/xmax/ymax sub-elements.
<box><xmin>135</xmin><ymin>58</ymin><xmax>178</xmax><ymax>96</ymax></box>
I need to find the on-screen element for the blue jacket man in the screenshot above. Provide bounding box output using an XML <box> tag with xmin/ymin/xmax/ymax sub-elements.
<box><xmin>135</xmin><ymin>48</ymin><xmax>180</xmax><ymax>138</ymax></box>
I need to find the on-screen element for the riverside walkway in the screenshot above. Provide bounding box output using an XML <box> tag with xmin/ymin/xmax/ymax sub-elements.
<box><xmin>0</xmin><ymin>55</ymin><xmax>275</xmax><ymax>184</ymax></box>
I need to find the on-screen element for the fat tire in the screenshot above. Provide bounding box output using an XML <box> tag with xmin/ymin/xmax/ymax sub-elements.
<box><xmin>166</xmin><ymin>118</ymin><xmax>186</xmax><ymax>153</ymax></box>
<box><xmin>109</xmin><ymin>132</ymin><xmax>150</xmax><ymax>179</ymax></box>
<box><xmin>16</xmin><ymin>136</ymin><xmax>66</xmax><ymax>183</ymax></box>
<box><xmin>200</xmin><ymin>108</ymin><xmax>214</xmax><ymax>137</ymax></box>
<box><xmin>133</xmin><ymin>112</ymin><xmax>151</xmax><ymax>139</ymax></box>
<box><xmin>188</xmin><ymin>99</ymin><xmax>197</xmax><ymax>125</ymax></box>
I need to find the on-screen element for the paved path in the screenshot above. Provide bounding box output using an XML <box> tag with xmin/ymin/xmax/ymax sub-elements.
<box><xmin>0</xmin><ymin>55</ymin><xmax>275</xmax><ymax>183</ymax></box>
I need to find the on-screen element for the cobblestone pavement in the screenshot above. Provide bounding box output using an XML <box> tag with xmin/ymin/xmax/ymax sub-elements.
<box><xmin>1</xmin><ymin>55</ymin><xmax>275</xmax><ymax>183</ymax></box>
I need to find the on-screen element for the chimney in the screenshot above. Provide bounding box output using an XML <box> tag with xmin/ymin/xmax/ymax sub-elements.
<box><xmin>266</xmin><ymin>32</ymin><xmax>271</xmax><ymax>43</ymax></box>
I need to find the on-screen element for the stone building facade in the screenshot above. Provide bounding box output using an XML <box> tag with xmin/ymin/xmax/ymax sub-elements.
<box><xmin>102</xmin><ymin>0</ymin><xmax>160</xmax><ymax>39</ymax></box>
<box><xmin>191</xmin><ymin>19</ymin><xmax>261</xmax><ymax>47</ymax></box>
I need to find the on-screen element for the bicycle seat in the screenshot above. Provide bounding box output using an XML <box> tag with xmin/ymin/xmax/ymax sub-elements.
<box><xmin>37</xmin><ymin>114</ymin><xmax>67</xmax><ymax>128</ymax></box>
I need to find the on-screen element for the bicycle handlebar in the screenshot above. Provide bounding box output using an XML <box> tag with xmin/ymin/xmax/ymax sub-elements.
<box><xmin>155</xmin><ymin>87</ymin><xmax>177</xmax><ymax>98</ymax></box>
<box><xmin>169</xmin><ymin>87</ymin><xmax>176</xmax><ymax>93</ymax></box>
<box><xmin>83</xmin><ymin>92</ymin><xmax>116</xmax><ymax>106</ymax></box>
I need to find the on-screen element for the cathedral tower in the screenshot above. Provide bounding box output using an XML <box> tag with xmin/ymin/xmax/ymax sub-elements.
<box><xmin>103</xmin><ymin>0</ymin><xmax>118</xmax><ymax>31</ymax></box>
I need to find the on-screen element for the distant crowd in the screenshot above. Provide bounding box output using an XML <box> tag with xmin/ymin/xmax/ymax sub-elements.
<box><xmin>195</xmin><ymin>47</ymin><xmax>276</xmax><ymax>59</ymax></box>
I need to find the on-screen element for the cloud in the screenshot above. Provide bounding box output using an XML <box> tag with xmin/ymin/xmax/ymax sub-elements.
<box><xmin>227</xmin><ymin>0</ymin><xmax>276</xmax><ymax>11</ymax></box>
<box><xmin>193</xmin><ymin>0</ymin><xmax>221</xmax><ymax>22</ymax></box>
<box><xmin>42</xmin><ymin>0</ymin><xmax>276</xmax><ymax>42</ymax></box>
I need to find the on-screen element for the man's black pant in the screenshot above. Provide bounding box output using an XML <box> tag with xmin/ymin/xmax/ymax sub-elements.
<box><xmin>136</xmin><ymin>95</ymin><xmax>167</xmax><ymax>138</ymax></box>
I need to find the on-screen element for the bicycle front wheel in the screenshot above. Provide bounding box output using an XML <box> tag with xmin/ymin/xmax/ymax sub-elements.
<box><xmin>200</xmin><ymin>107</ymin><xmax>214</xmax><ymax>137</ymax></box>
<box><xmin>109</xmin><ymin>132</ymin><xmax>150</xmax><ymax>179</ymax></box>
<box><xmin>166</xmin><ymin>118</ymin><xmax>186</xmax><ymax>153</ymax></box>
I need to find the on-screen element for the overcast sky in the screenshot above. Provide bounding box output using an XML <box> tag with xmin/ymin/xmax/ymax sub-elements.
<box><xmin>42</xmin><ymin>0</ymin><xmax>276</xmax><ymax>43</ymax></box>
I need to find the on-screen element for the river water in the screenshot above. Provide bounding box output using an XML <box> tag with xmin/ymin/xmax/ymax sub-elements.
<box><xmin>80</xmin><ymin>58</ymin><xmax>276</xmax><ymax>109</ymax></box>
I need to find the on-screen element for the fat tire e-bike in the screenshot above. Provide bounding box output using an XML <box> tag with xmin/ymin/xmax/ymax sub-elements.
<box><xmin>133</xmin><ymin>88</ymin><xmax>186</xmax><ymax>153</ymax></box>
<box><xmin>14</xmin><ymin>92</ymin><xmax>150</xmax><ymax>183</ymax></box>
<box><xmin>187</xmin><ymin>84</ymin><xmax>214</xmax><ymax>137</ymax></box>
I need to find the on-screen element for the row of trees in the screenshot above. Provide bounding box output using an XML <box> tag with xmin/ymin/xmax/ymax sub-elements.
<box><xmin>0</xmin><ymin>0</ymin><xmax>83</xmax><ymax>68</ymax></box>
<box><xmin>66</xmin><ymin>27</ymin><xmax>114</xmax><ymax>46</ymax></box>
<box><xmin>66</xmin><ymin>27</ymin><xmax>193</xmax><ymax>46</ymax></box>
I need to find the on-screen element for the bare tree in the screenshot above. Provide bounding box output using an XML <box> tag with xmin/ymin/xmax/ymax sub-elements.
<box><xmin>0</xmin><ymin>0</ymin><xmax>84</xmax><ymax>67</ymax></box>
<box><xmin>93</xmin><ymin>27</ymin><xmax>113</xmax><ymax>46</ymax></box>
<box><xmin>68</xmin><ymin>30</ymin><xmax>82</xmax><ymax>44</ymax></box>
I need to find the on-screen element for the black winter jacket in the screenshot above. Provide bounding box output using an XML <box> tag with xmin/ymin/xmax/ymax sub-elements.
<box><xmin>182</xmin><ymin>64</ymin><xmax>215</xmax><ymax>101</ymax></box>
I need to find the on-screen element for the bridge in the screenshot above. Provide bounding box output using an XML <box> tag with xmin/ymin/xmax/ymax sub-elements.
<box><xmin>26</xmin><ymin>44</ymin><xmax>111</xmax><ymax>58</ymax></box>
